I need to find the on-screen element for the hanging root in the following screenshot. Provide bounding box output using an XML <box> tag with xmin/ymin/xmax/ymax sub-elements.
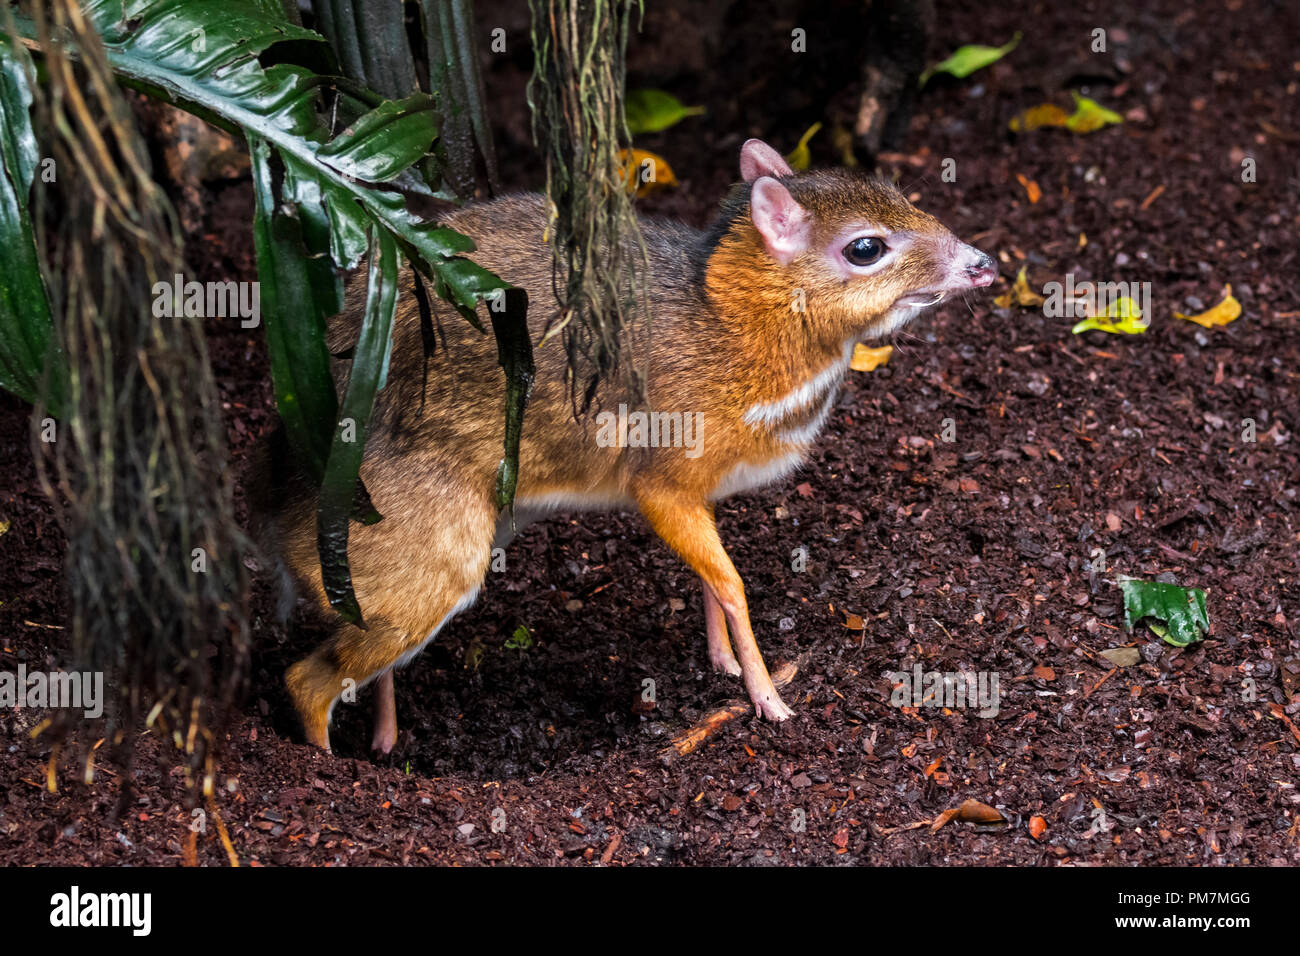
<box><xmin>18</xmin><ymin>0</ymin><xmax>251</xmax><ymax>807</ymax></box>
<box><xmin>527</xmin><ymin>0</ymin><xmax>649</xmax><ymax>414</ymax></box>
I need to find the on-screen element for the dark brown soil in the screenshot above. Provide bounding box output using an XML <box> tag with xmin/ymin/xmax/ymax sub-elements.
<box><xmin>2</xmin><ymin>0</ymin><xmax>1299</xmax><ymax>866</ymax></box>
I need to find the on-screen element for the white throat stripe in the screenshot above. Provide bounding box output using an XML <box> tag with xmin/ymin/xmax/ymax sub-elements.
<box><xmin>743</xmin><ymin>340</ymin><xmax>855</xmax><ymax>428</ymax></box>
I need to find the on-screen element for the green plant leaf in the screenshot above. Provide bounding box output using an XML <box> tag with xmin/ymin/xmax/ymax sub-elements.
<box><xmin>249</xmin><ymin>135</ymin><xmax>338</xmax><ymax>483</ymax></box>
<box><xmin>505</xmin><ymin>625</ymin><xmax>533</xmax><ymax>650</ymax></box>
<box><xmin>920</xmin><ymin>31</ymin><xmax>1021</xmax><ymax>87</ymax></box>
<box><xmin>488</xmin><ymin>287</ymin><xmax>534</xmax><ymax>511</ymax></box>
<box><xmin>0</xmin><ymin>30</ymin><xmax>60</xmax><ymax>413</ymax></box>
<box><xmin>316</xmin><ymin>93</ymin><xmax>439</xmax><ymax>183</ymax></box>
<box><xmin>1119</xmin><ymin>576</ymin><xmax>1210</xmax><ymax>647</ymax></box>
<box><xmin>14</xmin><ymin>0</ymin><xmax>519</xmax><ymax>624</ymax></box>
<box><xmin>14</xmin><ymin>3</ymin><xmax>474</xmax><ymax>270</ymax></box>
<box><xmin>317</xmin><ymin>226</ymin><xmax>399</xmax><ymax>625</ymax></box>
<box><xmin>624</xmin><ymin>89</ymin><xmax>705</xmax><ymax>136</ymax></box>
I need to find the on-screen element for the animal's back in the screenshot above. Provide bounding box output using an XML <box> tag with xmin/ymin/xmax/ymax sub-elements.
<box><xmin>258</xmin><ymin>193</ymin><xmax>714</xmax><ymax>573</ymax></box>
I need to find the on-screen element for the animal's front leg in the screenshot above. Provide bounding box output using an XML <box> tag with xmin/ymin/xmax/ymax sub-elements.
<box><xmin>637</xmin><ymin>489</ymin><xmax>792</xmax><ymax>721</ymax></box>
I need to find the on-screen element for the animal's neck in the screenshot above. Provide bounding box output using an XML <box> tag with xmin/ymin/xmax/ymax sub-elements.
<box><xmin>703</xmin><ymin>227</ymin><xmax>854</xmax><ymax>403</ymax></box>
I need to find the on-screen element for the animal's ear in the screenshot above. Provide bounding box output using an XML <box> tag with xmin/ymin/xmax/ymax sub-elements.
<box><xmin>740</xmin><ymin>138</ymin><xmax>793</xmax><ymax>182</ymax></box>
<box><xmin>750</xmin><ymin>176</ymin><xmax>809</xmax><ymax>265</ymax></box>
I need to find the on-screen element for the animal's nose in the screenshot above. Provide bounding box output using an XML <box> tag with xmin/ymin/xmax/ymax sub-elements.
<box><xmin>964</xmin><ymin>250</ymin><xmax>996</xmax><ymax>288</ymax></box>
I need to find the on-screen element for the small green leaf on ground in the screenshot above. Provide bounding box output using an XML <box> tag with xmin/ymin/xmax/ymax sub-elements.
<box><xmin>920</xmin><ymin>32</ymin><xmax>1021</xmax><ymax>86</ymax></box>
<box><xmin>625</xmin><ymin>90</ymin><xmax>705</xmax><ymax>136</ymax></box>
<box><xmin>1119</xmin><ymin>576</ymin><xmax>1209</xmax><ymax>647</ymax></box>
<box><xmin>1065</xmin><ymin>92</ymin><xmax>1124</xmax><ymax>133</ymax></box>
<box><xmin>505</xmin><ymin>625</ymin><xmax>533</xmax><ymax>650</ymax></box>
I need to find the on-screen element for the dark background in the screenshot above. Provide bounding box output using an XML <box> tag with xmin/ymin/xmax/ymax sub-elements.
<box><xmin>1</xmin><ymin>0</ymin><xmax>1298</xmax><ymax>865</ymax></box>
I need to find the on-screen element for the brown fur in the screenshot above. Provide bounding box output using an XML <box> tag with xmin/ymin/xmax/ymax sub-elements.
<box><xmin>252</xmin><ymin>166</ymin><xmax>967</xmax><ymax>751</ymax></box>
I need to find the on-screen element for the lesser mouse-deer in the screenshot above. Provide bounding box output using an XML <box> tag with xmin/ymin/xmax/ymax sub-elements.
<box><xmin>252</xmin><ymin>139</ymin><xmax>995</xmax><ymax>753</ymax></box>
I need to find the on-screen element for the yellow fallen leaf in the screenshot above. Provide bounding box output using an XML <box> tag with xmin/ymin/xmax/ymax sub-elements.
<box><xmin>1174</xmin><ymin>285</ymin><xmax>1241</xmax><ymax>328</ymax></box>
<box><xmin>618</xmin><ymin>148</ymin><xmax>678</xmax><ymax>197</ymax></box>
<box><xmin>1009</xmin><ymin>103</ymin><xmax>1069</xmax><ymax>132</ymax></box>
<box><xmin>785</xmin><ymin>122</ymin><xmax>823</xmax><ymax>172</ymax></box>
<box><xmin>993</xmin><ymin>265</ymin><xmax>1043</xmax><ymax>308</ymax></box>
<box><xmin>851</xmin><ymin>343</ymin><xmax>893</xmax><ymax>371</ymax></box>
<box><xmin>0</xmin><ymin>518</ymin><xmax>9</xmax><ymax>536</ymax></box>
<box><xmin>1072</xmin><ymin>294</ymin><xmax>1148</xmax><ymax>334</ymax></box>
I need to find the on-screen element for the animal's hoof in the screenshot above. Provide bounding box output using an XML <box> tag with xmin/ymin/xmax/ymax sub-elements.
<box><xmin>711</xmin><ymin>653</ymin><xmax>742</xmax><ymax>677</ymax></box>
<box><xmin>371</xmin><ymin>725</ymin><xmax>397</xmax><ymax>754</ymax></box>
<box><xmin>754</xmin><ymin>692</ymin><xmax>794</xmax><ymax>722</ymax></box>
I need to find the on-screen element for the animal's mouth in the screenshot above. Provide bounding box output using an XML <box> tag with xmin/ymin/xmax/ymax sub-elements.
<box><xmin>859</xmin><ymin>290</ymin><xmax>946</xmax><ymax>343</ymax></box>
<box><xmin>894</xmin><ymin>290</ymin><xmax>947</xmax><ymax>308</ymax></box>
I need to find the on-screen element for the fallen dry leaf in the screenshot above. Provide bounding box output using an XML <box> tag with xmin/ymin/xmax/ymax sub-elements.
<box><xmin>1009</xmin><ymin>103</ymin><xmax>1070</xmax><ymax>132</ymax></box>
<box><xmin>1174</xmin><ymin>285</ymin><xmax>1241</xmax><ymax>329</ymax></box>
<box><xmin>1010</xmin><ymin>93</ymin><xmax>1123</xmax><ymax>134</ymax></box>
<box><xmin>1268</xmin><ymin>702</ymin><xmax>1300</xmax><ymax>746</ymax></box>
<box><xmin>993</xmin><ymin>265</ymin><xmax>1044</xmax><ymax>308</ymax></box>
<box><xmin>851</xmin><ymin>343</ymin><xmax>893</xmax><ymax>371</ymax></box>
<box><xmin>1016</xmin><ymin>173</ymin><xmax>1042</xmax><ymax>203</ymax></box>
<box><xmin>956</xmin><ymin>798</ymin><xmax>1005</xmax><ymax>824</ymax></box>
<box><xmin>1100</xmin><ymin>647</ymin><xmax>1142</xmax><ymax>668</ymax></box>
<box><xmin>930</xmin><ymin>807</ymin><xmax>960</xmax><ymax>832</ymax></box>
<box><xmin>785</xmin><ymin>121</ymin><xmax>823</xmax><ymax>172</ymax></box>
<box><xmin>932</xmin><ymin>798</ymin><xmax>1005</xmax><ymax>832</ymax></box>
<box><xmin>618</xmin><ymin>148</ymin><xmax>678</xmax><ymax>197</ymax></box>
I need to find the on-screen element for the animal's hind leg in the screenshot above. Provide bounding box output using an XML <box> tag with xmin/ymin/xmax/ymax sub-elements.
<box><xmin>365</xmin><ymin>500</ymin><xmax>538</xmax><ymax>753</ymax></box>
<box><xmin>371</xmin><ymin>670</ymin><xmax>397</xmax><ymax>754</ymax></box>
<box><xmin>285</xmin><ymin>476</ymin><xmax>496</xmax><ymax>752</ymax></box>
<box><xmin>703</xmin><ymin>581</ymin><xmax>741</xmax><ymax>676</ymax></box>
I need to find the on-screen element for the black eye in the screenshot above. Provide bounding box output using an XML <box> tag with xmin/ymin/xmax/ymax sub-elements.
<box><xmin>844</xmin><ymin>236</ymin><xmax>887</xmax><ymax>266</ymax></box>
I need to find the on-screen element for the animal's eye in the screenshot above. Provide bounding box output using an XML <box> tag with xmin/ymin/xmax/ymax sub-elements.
<box><xmin>843</xmin><ymin>236</ymin><xmax>887</xmax><ymax>267</ymax></box>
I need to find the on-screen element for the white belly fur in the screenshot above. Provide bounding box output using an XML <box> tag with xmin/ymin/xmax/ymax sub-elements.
<box><xmin>710</xmin><ymin>450</ymin><xmax>806</xmax><ymax>500</ymax></box>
